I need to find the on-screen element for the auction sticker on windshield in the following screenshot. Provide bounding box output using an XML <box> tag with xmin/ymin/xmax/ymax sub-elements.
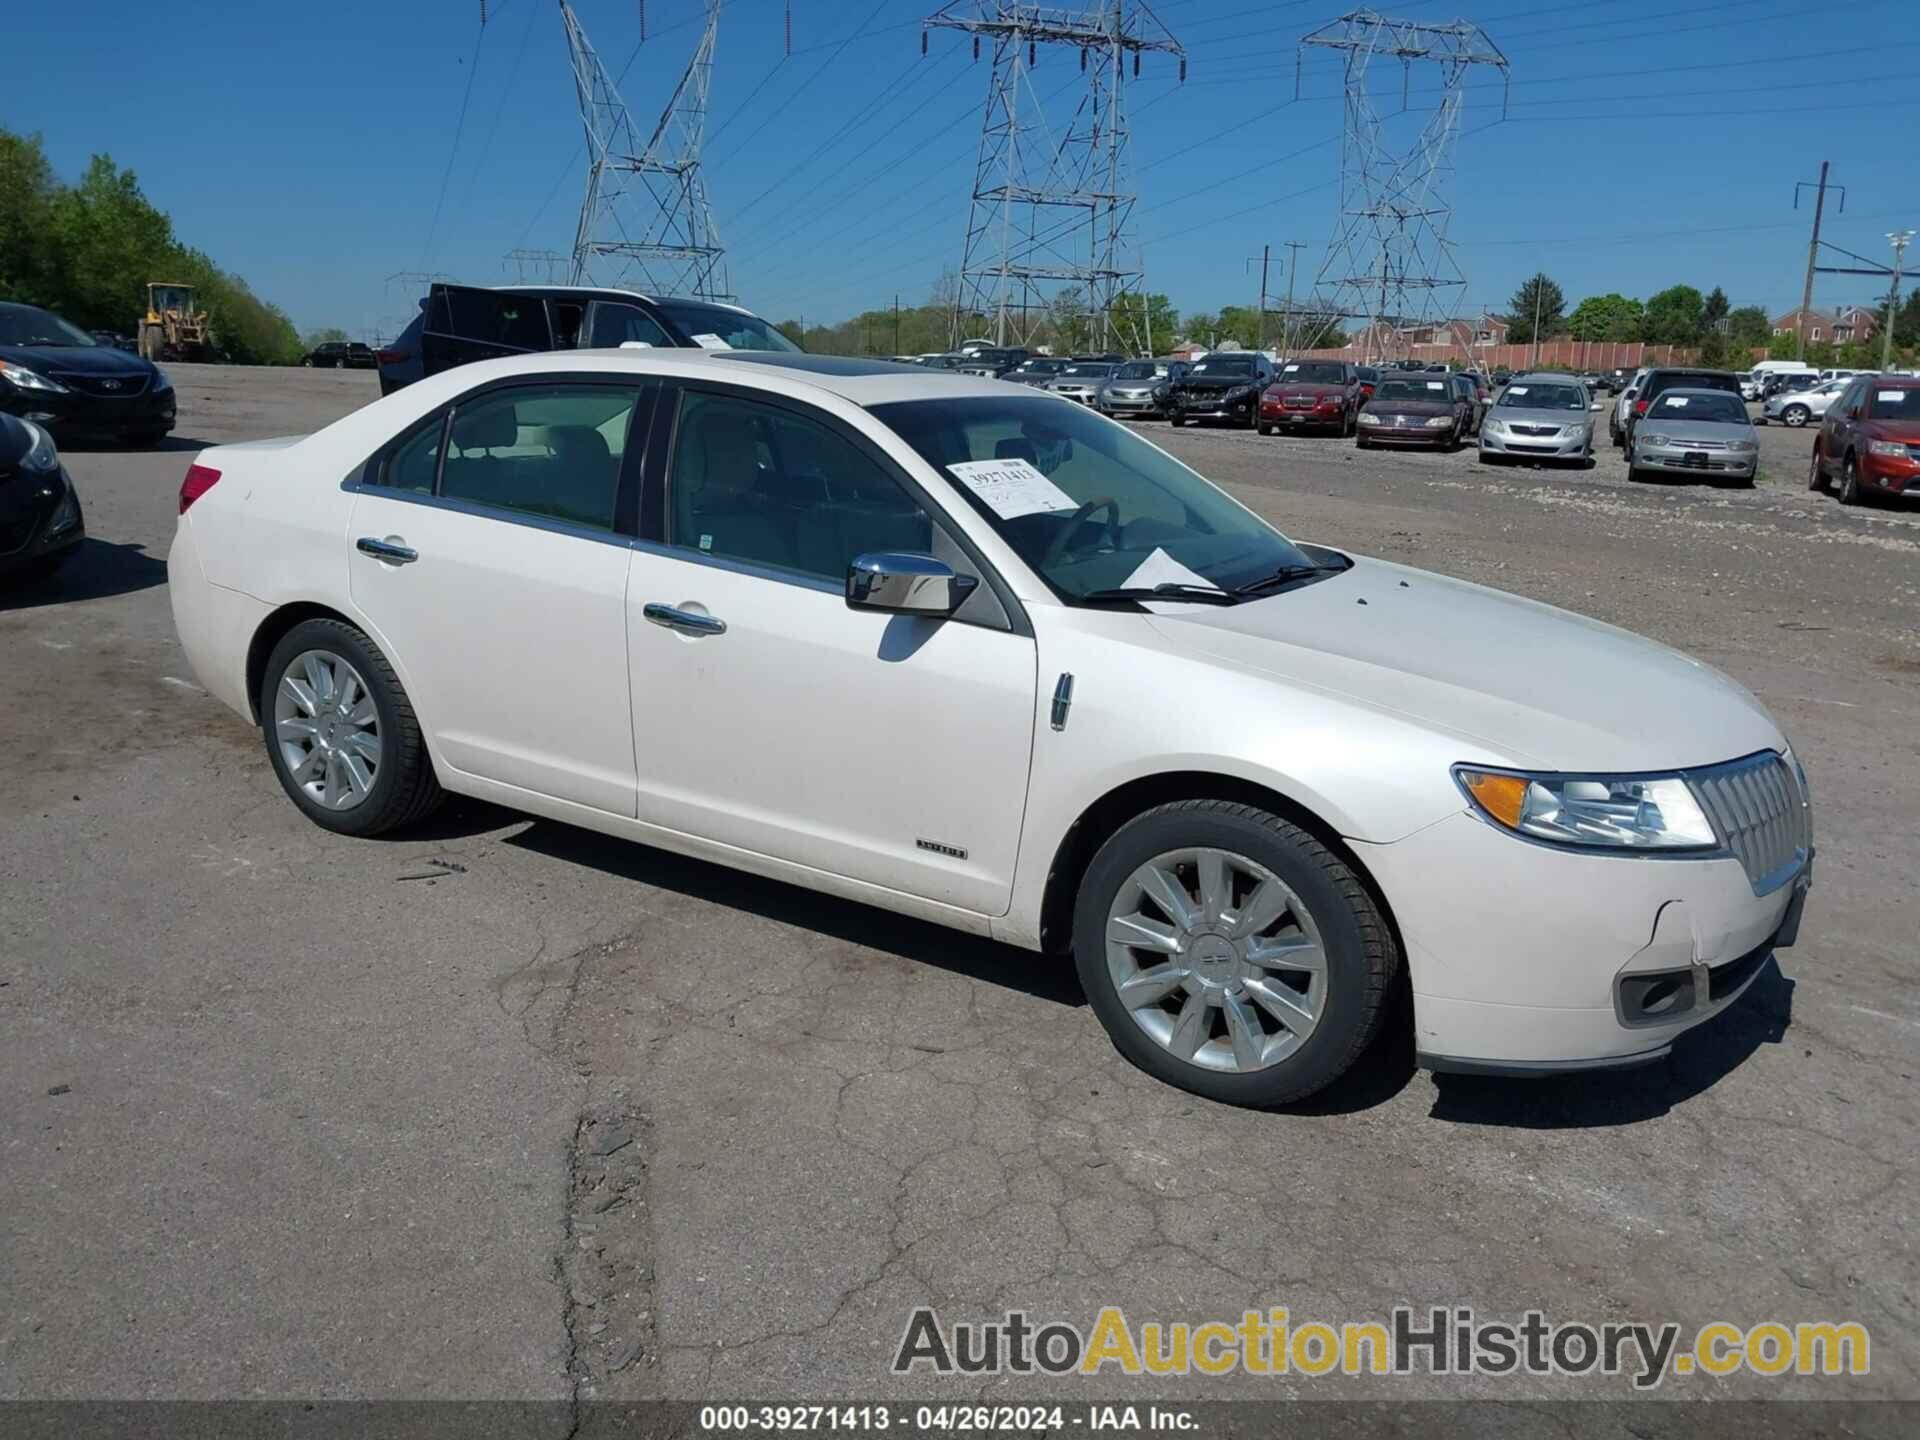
<box><xmin>690</xmin><ymin>333</ymin><xmax>732</xmax><ymax>350</ymax></box>
<box><xmin>948</xmin><ymin>458</ymin><xmax>1076</xmax><ymax>520</ymax></box>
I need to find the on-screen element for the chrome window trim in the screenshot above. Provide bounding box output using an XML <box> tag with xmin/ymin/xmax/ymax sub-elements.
<box><xmin>339</xmin><ymin>477</ymin><xmax>634</xmax><ymax>551</ymax></box>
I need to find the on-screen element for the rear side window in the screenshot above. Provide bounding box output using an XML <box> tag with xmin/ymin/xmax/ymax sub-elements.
<box><xmin>437</xmin><ymin>384</ymin><xmax>644</xmax><ymax>532</ymax></box>
<box><xmin>430</xmin><ymin>289</ymin><xmax>551</xmax><ymax>352</ymax></box>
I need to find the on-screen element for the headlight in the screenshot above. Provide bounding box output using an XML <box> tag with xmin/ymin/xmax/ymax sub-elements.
<box><xmin>1643</xmin><ymin>434</ymin><xmax>1670</xmax><ymax>447</ymax></box>
<box><xmin>1358</xmin><ymin>411</ymin><xmax>1382</xmax><ymax>425</ymax></box>
<box><xmin>1455</xmin><ymin>766</ymin><xmax>1717</xmax><ymax>851</ymax></box>
<box><xmin>20</xmin><ymin>420</ymin><xmax>60</xmax><ymax>472</ymax></box>
<box><xmin>0</xmin><ymin>360</ymin><xmax>69</xmax><ymax>394</ymax></box>
<box><xmin>1729</xmin><ymin>438</ymin><xmax>1759</xmax><ymax>453</ymax></box>
<box><xmin>1423</xmin><ymin>415</ymin><xmax>1453</xmax><ymax>428</ymax></box>
<box><xmin>1868</xmin><ymin>439</ymin><xmax>1908</xmax><ymax>459</ymax></box>
<box><xmin>152</xmin><ymin>368</ymin><xmax>174</xmax><ymax>393</ymax></box>
<box><xmin>1482</xmin><ymin>418</ymin><xmax>1505</xmax><ymax>435</ymax></box>
<box><xmin>45</xmin><ymin>486</ymin><xmax>81</xmax><ymax>538</ymax></box>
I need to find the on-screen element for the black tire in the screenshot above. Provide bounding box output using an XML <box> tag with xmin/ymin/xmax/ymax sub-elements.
<box><xmin>1782</xmin><ymin>405</ymin><xmax>1810</xmax><ymax>428</ymax></box>
<box><xmin>1478</xmin><ymin>449</ymin><xmax>1500</xmax><ymax>465</ymax></box>
<box><xmin>1257</xmin><ymin>422</ymin><xmax>1273</xmax><ymax>436</ymax></box>
<box><xmin>1355</xmin><ymin>436</ymin><xmax>1371</xmax><ymax>449</ymax></box>
<box><xmin>1627</xmin><ymin>463</ymin><xmax>1647</xmax><ymax>483</ymax></box>
<box><xmin>259</xmin><ymin>617</ymin><xmax>443</xmax><ymax>837</ymax></box>
<box><xmin>1170</xmin><ymin>414</ymin><xmax>1186</xmax><ymax>428</ymax></box>
<box><xmin>1838</xmin><ymin>453</ymin><xmax>1862</xmax><ymax>506</ymax></box>
<box><xmin>1808</xmin><ymin>446</ymin><xmax>1829</xmax><ymax>492</ymax></box>
<box><xmin>1072</xmin><ymin>800</ymin><xmax>1399</xmax><ymax>1108</ymax></box>
<box><xmin>123</xmin><ymin>426</ymin><xmax>169</xmax><ymax>448</ymax></box>
<box><xmin>302</xmin><ymin>359</ymin><xmax>313</xmax><ymax>368</ymax></box>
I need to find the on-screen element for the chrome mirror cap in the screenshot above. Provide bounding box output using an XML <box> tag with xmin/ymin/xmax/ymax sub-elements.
<box><xmin>846</xmin><ymin>553</ymin><xmax>978</xmax><ymax>616</ymax></box>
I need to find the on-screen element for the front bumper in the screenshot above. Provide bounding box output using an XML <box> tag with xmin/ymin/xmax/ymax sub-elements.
<box><xmin>0</xmin><ymin>464</ymin><xmax>86</xmax><ymax>575</ymax></box>
<box><xmin>1099</xmin><ymin>391</ymin><xmax>1169</xmax><ymax>417</ymax></box>
<box><xmin>1358</xmin><ymin>419</ymin><xmax>1453</xmax><ymax>445</ymax></box>
<box><xmin>1633</xmin><ymin>443</ymin><xmax>1757</xmax><ymax>478</ymax></box>
<box><xmin>1051</xmin><ymin>389</ymin><xmax>1101</xmax><ymax>406</ymax></box>
<box><xmin>1</xmin><ymin>378</ymin><xmax>176</xmax><ymax>438</ymax></box>
<box><xmin>1480</xmin><ymin>427</ymin><xmax>1589</xmax><ymax>459</ymax></box>
<box><xmin>1173</xmin><ymin>391</ymin><xmax>1258</xmax><ymax>421</ymax></box>
<box><xmin>1356</xmin><ymin>809</ymin><xmax>1810</xmax><ymax>1071</ymax></box>
<box><xmin>1263</xmin><ymin>402</ymin><xmax>1346</xmax><ymax>429</ymax></box>
<box><xmin>1861</xmin><ymin>454</ymin><xmax>1920</xmax><ymax>494</ymax></box>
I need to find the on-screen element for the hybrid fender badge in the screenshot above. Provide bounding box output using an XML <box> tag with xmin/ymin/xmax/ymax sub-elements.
<box><xmin>1051</xmin><ymin>672</ymin><xmax>1075</xmax><ymax>731</ymax></box>
<box><xmin>917</xmin><ymin>838</ymin><xmax>968</xmax><ymax>860</ymax></box>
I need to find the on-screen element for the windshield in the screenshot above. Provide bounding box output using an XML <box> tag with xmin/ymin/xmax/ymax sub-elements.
<box><xmin>872</xmin><ymin>394</ymin><xmax>1315</xmax><ymax>602</ymax></box>
<box><xmin>1276</xmin><ymin>362</ymin><xmax>1346</xmax><ymax>385</ymax></box>
<box><xmin>1115</xmin><ymin>362</ymin><xmax>1161</xmax><ymax>380</ymax></box>
<box><xmin>1497</xmin><ymin>382</ymin><xmax>1585</xmax><ymax>410</ymax></box>
<box><xmin>654</xmin><ymin>301</ymin><xmax>799</xmax><ymax>353</ymax></box>
<box><xmin>1058</xmin><ymin>364</ymin><xmax>1114</xmax><ymax>378</ymax></box>
<box><xmin>1014</xmin><ymin>359</ymin><xmax>1066</xmax><ymax>373</ymax></box>
<box><xmin>1866</xmin><ymin>385</ymin><xmax>1920</xmax><ymax>420</ymax></box>
<box><xmin>1652</xmin><ymin>392</ymin><xmax>1747</xmax><ymax>423</ymax></box>
<box><xmin>1372</xmin><ymin>379</ymin><xmax>1447</xmax><ymax>402</ymax></box>
<box><xmin>1189</xmin><ymin>357</ymin><xmax>1255</xmax><ymax>376</ymax></box>
<box><xmin>0</xmin><ymin>303</ymin><xmax>96</xmax><ymax>348</ymax></box>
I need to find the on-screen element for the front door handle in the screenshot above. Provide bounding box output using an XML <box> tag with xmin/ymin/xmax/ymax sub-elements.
<box><xmin>356</xmin><ymin>536</ymin><xmax>418</xmax><ymax>565</ymax></box>
<box><xmin>643</xmin><ymin>602</ymin><xmax>726</xmax><ymax>637</ymax></box>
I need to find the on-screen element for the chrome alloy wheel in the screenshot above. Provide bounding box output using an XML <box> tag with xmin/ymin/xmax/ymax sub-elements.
<box><xmin>1105</xmin><ymin>847</ymin><xmax>1327</xmax><ymax>1073</ymax></box>
<box><xmin>274</xmin><ymin>649</ymin><xmax>381</xmax><ymax>811</ymax></box>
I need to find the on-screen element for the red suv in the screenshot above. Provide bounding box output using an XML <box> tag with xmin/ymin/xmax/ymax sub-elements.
<box><xmin>1258</xmin><ymin>360</ymin><xmax>1363</xmax><ymax>436</ymax></box>
<box><xmin>1810</xmin><ymin>375</ymin><xmax>1920</xmax><ymax>504</ymax></box>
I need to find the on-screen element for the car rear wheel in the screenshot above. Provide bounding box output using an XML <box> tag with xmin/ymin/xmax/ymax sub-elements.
<box><xmin>1838</xmin><ymin>454</ymin><xmax>1862</xmax><ymax>506</ymax></box>
<box><xmin>1073</xmin><ymin>800</ymin><xmax>1398</xmax><ymax>1107</ymax></box>
<box><xmin>260</xmin><ymin>618</ymin><xmax>443</xmax><ymax>837</ymax></box>
<box><xmin>1783</xmin><ymin>404</ymin><xmax>1811</xmax><ymax>428</ymax></box>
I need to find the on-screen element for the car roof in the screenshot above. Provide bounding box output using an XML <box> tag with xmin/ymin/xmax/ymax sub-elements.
<box><xmin>1658</xmin><ymin>386</ymin><xmax>1746</xmax><ymax>399</ymax></box>
<box><xmin>423</xmin><ymin>346</ymin><xmax>1028</xmax><ymax>408</ymax></box>
<box><xmin>1506</xmin><ymin>372</ymin><xmax>1582</xmax><ymax>384</ymax></box>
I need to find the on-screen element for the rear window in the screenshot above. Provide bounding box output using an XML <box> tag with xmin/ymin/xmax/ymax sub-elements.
<box><xmin>1651</xmin><ymin>392</ymin><xmax>1746</xmax><ymax>424</ymax></box>
<box><xmin>1866</xmin><ymin>386</ymin><xmax>1920</xmax><ymax>420</ymax></box>
<box><xmin>1646</xmin><ymin>370</ymin><xmax>1739</xmax><ymax>401</ymax></box>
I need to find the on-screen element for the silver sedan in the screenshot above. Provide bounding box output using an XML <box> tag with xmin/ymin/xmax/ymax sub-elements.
<box><xmin>1478</xmin><ymin>374</ymin><xmax>1595</xmax><ymax>466</ymax></box>
<box><xmin>1629</xmin><ymin>387</ymin><xmax>1759</xmax><ymax>485</ymax></box>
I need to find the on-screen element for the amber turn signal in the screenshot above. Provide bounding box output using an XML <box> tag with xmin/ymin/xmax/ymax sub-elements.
<box><xmin>1459</xmin><ymin>770</ymin><xmax>1530</xmax><ymax>828</ymax></box>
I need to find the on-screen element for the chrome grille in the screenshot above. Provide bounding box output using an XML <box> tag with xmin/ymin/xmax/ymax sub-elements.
<box><xmin>1688</xmin><ymin>752</ymin><xmax>1810</xmax><ymax>895</ymax></box>
<box><xmin>48</xmin><ymin>371</ymin><xmax>149</xmax><ymax>398</ymax></box>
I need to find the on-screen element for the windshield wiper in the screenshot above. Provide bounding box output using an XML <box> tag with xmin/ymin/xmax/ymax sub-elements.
<box><xmin>1232</xmin><ymin>563</ymin><xmax>1337</xmax><ymax>598</ymax></box>
<box><xmin>1077</xmin><ymin>584</ymin><xmax>1239</xmax><ymax>606</ymax></box>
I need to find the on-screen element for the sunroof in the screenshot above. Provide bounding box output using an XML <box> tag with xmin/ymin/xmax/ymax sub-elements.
<box><xmin>706</xmin><ymin>352</ymin><xmax>924</xmax><ymax>377</ymax></box>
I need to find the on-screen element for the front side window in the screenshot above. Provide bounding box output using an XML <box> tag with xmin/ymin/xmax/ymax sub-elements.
<box><xmin>590</xmin><ymin>303</ymin><xmax>673</xmax><ymax>350</ymax></box>
<box><xmin>666</xmin><ymin>390</ymin><xmax>938</xmax><ymax>583</ymax></box>
<box><xmin>874</xmin><ymin>394</ymin><xmax>1316</xmax><ymax>602</ymax></box>
<box><xmin>436</xmin><ymin>383</ymin><xmax>641</xmax><ymax>531</ymax></box>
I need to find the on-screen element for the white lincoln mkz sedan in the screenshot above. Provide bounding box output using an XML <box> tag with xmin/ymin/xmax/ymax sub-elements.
<box><xmin>168</xmin><ymin>350</ymin><xmax>1813</xmax><ymax>1106</ymax></box>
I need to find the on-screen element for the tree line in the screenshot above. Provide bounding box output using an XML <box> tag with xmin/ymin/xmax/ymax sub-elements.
<box><xmin>1504</xmin><ymin>271</ymin><xmax>1920</xmax><ymax>369</ymax></box>
<box><xmin>0</xmin><ymin>129</ymin><xmax>303</xmax><ymax>365</ymax></box>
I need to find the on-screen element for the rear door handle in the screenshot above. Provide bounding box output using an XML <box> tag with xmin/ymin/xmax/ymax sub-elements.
<box><xmin>643</xmin><ymin>602</ymin><xmax>726</xmax><ymax>637</ymax></box>
<box><xmin>356</xmin><ymin>537</ymin><xmax>418</xmax><ymax>564</ymax></box>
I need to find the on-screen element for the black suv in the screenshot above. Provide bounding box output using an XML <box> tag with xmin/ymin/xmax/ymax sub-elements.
<box><xmin>1169</xmin><ymin>352</ymin><xmax>1278</xmax><ymax>428</ymax></box>
<box><xmin>302</xmin><ymin>341</ymin><xmax>378</xmax><ymax>369</ymax></box>
<box><xmin>375</xmin><ymin>284</ymin><xmax>798</xmax><ymax>397</ymax></box>
<box><xmin>1625</xmin><ymin>367</ymin><xmax>1743</xmax><ymax>449</ymax></box>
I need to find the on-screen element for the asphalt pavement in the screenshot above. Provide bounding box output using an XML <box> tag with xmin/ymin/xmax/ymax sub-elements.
<box><xmin>2</xmin><ymin>365</ymin><xmax>1915</xmax><ymax>1409</ymax></box>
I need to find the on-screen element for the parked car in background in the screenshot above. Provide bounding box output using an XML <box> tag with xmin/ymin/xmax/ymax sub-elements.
<box><xmin>1623</xmin><ymin>367</ymin><xmax>1742</xmax><ymax>451</ymax></box>
<box><xmin>1628</xmin><ymin>388</ymin><xmax>1760</xmax><ymax>485</ymax></box>
<box><xmin>303</xmin><ymin>341</ymin><xmax>379</xmax><ymax>370</ymax></box>
<box><xmin>89</xmin><ymin>330</ymin><xmax>139</xmax><ymax>354</ymax></box>
<box><xmin>1096</xmin><ymin>359</ymin><xmax>1186</xmax><ymax>419</ymax></box>
<box><xmin>1609</xmin><ymin>366</ymin><xmax>1652</xmax><ymax>447</ymax></box>
<box><xmin>0</xmin><ymin>300</ymin><xmax>177</xmax><ymax>446</ymax></box>
<box><xmin>1763</xmin><ymin>376</ymin><xmax>1851</xmax><ymax>428</ymax></box>
<box><xmin>1478</xmin><ymin>374</ymin><xmax>1593</xmax><ymax>466</ymax></box>
<box><xmin>166</xmin><ymin>346</ymin><xmax>1814</xmax><ymax>1104</ymax></box>
<box><xmin>1491</xmin><ymin>367</ymin><xmax>1512</xmax><ymax>386</ymax></box>
<box><xmin>0</xmin><ymin>412</ymin><xmax>85</xmax><ymax>585</ymax></box>
<box><xmin>1169</xmin><ymin>351</ymin><xmax>1276</xmax><ymax>428</ymax></box>
<box><xmin>1356</xmin><ymin>374</ymin><xmax>1471</xmax><ymax>448</ymax></box>
<box><xmin>957</xmin><ymin>346</ymin><xmax>1029</xmax><ymax>378</ymax></box>
<box><xmin>1355</xmin><ymin>364</ymin><xmax>1381</xmax><ymax>402</ymax></box>
<box><xmin>1451</xmin><ymin>373</ymin><xmax>1487</xmax><ymax>436</ymax></box>
<box><xmin>1002</xmin><ymin>356</ymin><xmax>1071</xmax><ymax>388</ymax></box>
<box><xmin>1046</xmin><ymin>361</ymin><xmax>1118</xmax><ymax>405</ymax></box>
<box><xmin>1257</xmin><ymin>359</ymin><xmax>1362</xmax><ymax>435</ymax></box>
<box><xmin>1809</xmin><ymin>375</ymin><xmax>1920</xmax><ymax>504</ymax></box>
<box><xmin>1763</xmin><ymin>370</ymin><xmax>1821</xmax><ymax>401</ymax></box>
<box><xmin>375</xmin><ymin>283</ymin><xmax>796</xmax><ymax>397</ymax></box>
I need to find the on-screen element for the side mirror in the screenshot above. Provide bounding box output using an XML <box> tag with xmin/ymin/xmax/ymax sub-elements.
<box><xmin>846</xmin><ymin>553</ymin><xmax>977</xmax><ymax>616</ymax></box>
<box><xmin>1846</xmin><ymin>405</ymin><xmax>1862</xmax><ymax>420</ymax></box>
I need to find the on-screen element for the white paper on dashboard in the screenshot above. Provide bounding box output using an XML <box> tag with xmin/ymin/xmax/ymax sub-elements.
<box><xmin>1507</xmin><ymin>385</ymin><xmax>1529</xmax><ymax>395</ymax></box>
<box><xmin>1425</xmin><ymin>381</ymin><xmax>1445</xmax><ymax>390</ymax></box>
<box><xmin>1121</xmin><ymin>547</ymin><xmax>1222</xmax><ymax>593</ymax></box>
<box><xmin>1664</xmin><ymin>396</ymin><xmax>1689</xmax><ymax>407</ymax></box>
<box><xmin>946</xmin><ymin>458</ymin><xmax>1076</xmax><ymax>519</ymax></box>
<box><xmin>1879</xmin><ymin>390</ymin><xmax>1906</xmax><ymax>402</ymax></box>
<box><xmin>690</xmin><ymin>333</ymin><xmax>732</xmax><ymax>350</ymax></box>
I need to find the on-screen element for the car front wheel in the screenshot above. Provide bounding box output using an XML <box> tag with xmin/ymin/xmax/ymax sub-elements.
<box><xmin>1838</xmin><ymin>454</ymin><xmax>1862</xmax><ymax>505</ymax></box>
<box><xmin>1073</xmin><ymin>800</ymin><xmax>1399</xmax><ymax>1107</ymax></box>
<box><xmin>260</xmin><ymin>618</ymin><xmax>443</xmax><ymax>837</ymax></box>
<box><xmin>1782</xmin><ymin>405</ymin><xmax>1811</xmax><ymax>428</ymax></box>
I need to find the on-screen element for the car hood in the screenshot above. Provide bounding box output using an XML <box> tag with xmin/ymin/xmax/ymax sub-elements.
<box><xmin>1177</xmin><ymin>374</ymin><xmax>1259</xmax><ymax>389</ymax></box>
<box><xmin>1363</xmin><ymin>398</ymin><xmax>1453</xmax><ymax>417</ymax></box>
<box><xmin>1144</xmin><ymin>556</ymin><xmax>1781</xmax><ymax>771</ymax></box>
<box><xmin>1493</xmin><ymin>406</ymin><xmax>1588</xmax><ymax>424</ymax></box>
<box><xmin>1864</xmin><ymin>419</ymin><xmax>1920</xmax><ymax>441</ymax></box>
<box><xmin>0</xmin><ymin>342</ymin><xmax>155</xmax><ymax>378</ymax></box>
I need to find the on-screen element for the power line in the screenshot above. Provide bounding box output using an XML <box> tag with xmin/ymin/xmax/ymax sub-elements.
<box><xmin>418</xmin><ymin>15</ymin><xmax>489</xmax><ymax>271</ymax></box>
<box><xmin>710</xmin><ymin>0</ymin><xmax>898</xmax><ymax>168</ymax></box>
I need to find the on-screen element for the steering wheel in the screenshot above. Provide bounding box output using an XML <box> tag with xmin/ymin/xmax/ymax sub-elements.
<box><xmin>1040</xmin><ymin>497</ymin><xmax>1121</xmax><ymax>570</ymax></box>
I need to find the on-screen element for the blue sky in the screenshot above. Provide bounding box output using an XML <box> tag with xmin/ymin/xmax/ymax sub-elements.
<box><xmin>9</xmin><ymin>0</ymin><xmax>1918</xmax><ymax>340</ymax></box>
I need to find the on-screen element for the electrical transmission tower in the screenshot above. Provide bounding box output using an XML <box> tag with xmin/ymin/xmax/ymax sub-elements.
<box><xmin>924</xmin><ymin>2</ymin><xmax>1183</xmax><ymax>354</ymax></box>
<box><xmin>561</xmin><ymin>0</ymin><xmax>733</xmax><ymax>300</ymax></box>
<box><xmin>1296</xmin><ymin>10</ymin><xmax>1507</xmax><ymax>363</ymax></box>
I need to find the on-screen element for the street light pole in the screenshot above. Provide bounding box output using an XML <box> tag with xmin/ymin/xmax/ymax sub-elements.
<box><xmin>1883</xmin><ymin>230</ymin><xmax>1913</xmax><ymax>373</ymax></box>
